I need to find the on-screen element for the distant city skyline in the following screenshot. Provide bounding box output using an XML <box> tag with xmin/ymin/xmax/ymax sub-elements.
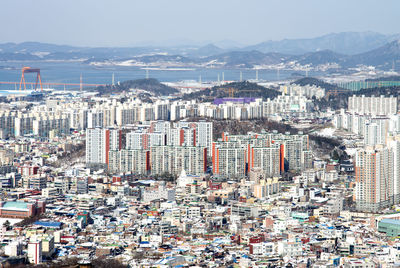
<box><xmin>0</xmin><ymin>0</ymin><xmax>399</xmax><ymax>47</ymax></box>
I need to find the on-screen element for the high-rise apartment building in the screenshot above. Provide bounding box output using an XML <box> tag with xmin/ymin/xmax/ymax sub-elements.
<box><xmin>86</xmin><ymin>128</ymin><xmax>121</xmax><ymax>167</ymax></box>
<box><xmin>213</xmin><ymin>141</ymin><xmax>246</xmax><ymax>178</ymax></box>
<box><xmin>151</xmin><ymin>145</ymin><xmax>207</xmax><ymax>176</ymax></box>
<box><xmin>118</xmin><ymin>149</ymin><xmax>150</xmax><ymax>174</ymax></box>
<box><xmin>355</xmin><ymin>146</ymin><xmax>394</xmax><ymax>212</ymax></box>
<box><xmin>175</xmin><ymin>121</ymin><xmax>213</xmax><ymax>156</ymax></box>
<box><xmin>32</xmin><ymin>115</ymin><xmax>70</xmax><ymax>138</ymax></box>
<box><xmin>126</xmin><ymin>131</ymin><xmax>165</xmax><ymax>150</ymax></box>
<box><xmin>348</xmin><ymin>95</ymin><xmax>397</xmax><ymax>116</ymax></box>
<box><xmin>249</xmin><ymin>145</ymin><xmax>282</xmax><ymax>177</ymax></box>
<box><xmin>212</xmin><ymin>132</ymin><xmax>311</xmax><ymax>178</ymax></box>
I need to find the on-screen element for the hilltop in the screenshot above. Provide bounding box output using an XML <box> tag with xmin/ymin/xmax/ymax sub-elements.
<box><xmin>180</xmin><ymin>81</ymin><xmax>280</xmax><ymax>102</ymax></box>
<box><xmin>313</xmin><ymin>85</ymin><xmax>400</xmax><ymax>111</ymax></box>
<box><xmin>292</xmin><ymin>77</ymin><xmax>346</xmax><ymax>92</ymax></box>
<box><xmin>94</xmin><ymin>78</ymin><xmax>178</xmax><ymax>96</ymax></box>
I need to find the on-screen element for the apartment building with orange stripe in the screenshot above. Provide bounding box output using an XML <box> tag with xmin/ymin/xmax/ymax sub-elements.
<box><xmin>355</xmin><ymin>146</ymin><xmax>394</xmax><ymax>212</ymax></box>
<box><xmin>212</xmin><ymin>131</ymin><xmax>312</xmax><ymax>178</ymax></box>
<box><xmin>86</xmin><ymin>127</ymin><xmax>122</xmax><ymax>168</ymax></box>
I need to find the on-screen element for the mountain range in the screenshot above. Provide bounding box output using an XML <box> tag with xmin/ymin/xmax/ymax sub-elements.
<box><xmin>1</xmin><ymin>32</ymin><xmax>400</xmax><ymax>70</ymax></box>
<box><xmin>243</xmin><ymin>32</ymin><xmax>400</xmax><ymax>55</ymax></box>
<box><xmin>95</xmin><ymin>40</ymin><xmax>400</xmax><ymax>70</ymax></box>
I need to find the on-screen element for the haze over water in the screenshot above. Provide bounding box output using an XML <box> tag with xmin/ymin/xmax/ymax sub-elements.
<box><xmin>0</xmin><ymin>61</ymin><xmax>319</xmax><ymax>91</ymax></box>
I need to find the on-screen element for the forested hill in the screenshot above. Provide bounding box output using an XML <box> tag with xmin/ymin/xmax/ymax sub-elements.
<box><xmin>180</xmin><ymin>81</ymin><xmax>280</xmax><ymax>102</ymax></box>
<box><xmin>314</xmin><ymin>85</ymin><xmax>400</xmax><ymax>111</ymax></box>
<box><xmin>351</xmin><ymin>85</ymin><xmax>400</xmax><ymax>97</ymax></box>
<box><xmin>94</xmin><ymin>78</ymin><xmax>178</xmax><ymax>96</ymax></box>
<box><xmin>292</xmin><ymin>77</ymin><xmax>345</xmax><ymax>92</ymax></box>
<box><xmin>366</xmin><ymin>76</ymin><xmax>400</xmax><ymax>82</ymax></box>
<box><xmin>291</xmin><ymin>77</ymin><xmax>400</xmax><ymax>111</ymax></box>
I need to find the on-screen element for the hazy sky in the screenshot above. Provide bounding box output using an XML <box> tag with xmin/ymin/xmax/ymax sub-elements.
<box><xmin>1</xmin><ymin>0</ymin><xmax>399</xmax><ymax>47</ymax></box>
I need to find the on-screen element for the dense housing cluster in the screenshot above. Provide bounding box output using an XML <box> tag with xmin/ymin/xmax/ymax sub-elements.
<box><xmin>0</xmin><ymin>82</ymin><xmax>400</xmax><ymax>267</ymax></box>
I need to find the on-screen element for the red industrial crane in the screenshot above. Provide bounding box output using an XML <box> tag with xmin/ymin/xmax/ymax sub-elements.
<box><xmin>19</xmin><ymin>67</ymin><xmax>43</xmax><ymax>91</ymax></box>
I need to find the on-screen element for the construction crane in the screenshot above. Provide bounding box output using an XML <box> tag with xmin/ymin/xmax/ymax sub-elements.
<box><xmin>222</xmin><ymin>87</ymin><xmax>236</xmax><ymax>97</ymax></box>
<box><xmin>220</xmin><ymin>87</ymin><xmax>260</xmax><ymax>98</ymax></box>
<box><xmin>325</xmin><ymin>88</ymin><xmax>349</xmax><ymax>98</ymax></box>
<box><xmin>2</xmin><ymin>67</ymin><xmax>107</xmax><ymax>91</ymax></box>
<box><xmin>20</xmin><ymin>67</ymin><xmax>43</xmax><ymax>91</ymax></box>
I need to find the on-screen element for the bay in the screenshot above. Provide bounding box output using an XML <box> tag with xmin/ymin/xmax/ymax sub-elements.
<box><xmin>0</xmin><ymin>61</ymin><xmax>321</xmax><ymax>91</ymax></box>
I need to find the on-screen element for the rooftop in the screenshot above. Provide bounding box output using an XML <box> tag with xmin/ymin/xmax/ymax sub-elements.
<box><xmin>380</xmin><ymin>218</ymin><xmax>400</xmax><ymax>226</ymax></box>
<box><xmin>1</xmin><ymin>201</ymin><xmax>28</xmax><ymax>211</ymax></box>
<box><xmin>34</xmin><ymin>221</ymin><xmax>62</xmax><ymax>228</ymax></box>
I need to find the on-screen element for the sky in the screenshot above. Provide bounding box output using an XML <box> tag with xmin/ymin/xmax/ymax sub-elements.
<box><xmin>0</xmin><ymin>0</ymin><xmax>399</xmax><ymax>47</ymax></box>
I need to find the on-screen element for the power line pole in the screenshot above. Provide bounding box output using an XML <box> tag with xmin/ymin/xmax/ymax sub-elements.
<box><xmin>80</xmin><ymin>73</ymin><xmax>83</xmax><ymax>92</ymax></box>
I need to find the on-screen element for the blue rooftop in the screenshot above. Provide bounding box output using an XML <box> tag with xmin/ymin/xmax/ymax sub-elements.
<box><xmin>34</xmin><ymin>221</ymin><xmax>62</xmax><ymax>228</ymax></box>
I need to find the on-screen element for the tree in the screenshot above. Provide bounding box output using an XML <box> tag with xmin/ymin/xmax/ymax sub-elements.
<box><xmin>91</xmin><ymin>258</ymin><xmax>128</xmax><ymax>268</ymax></box>
<box><xmin>331</xmin><ymin>149</ymin><xmax>340</xmax><ymax>160</ymax></box>
<box><xmin>3</xmin><ymin>220</ymin><xmax>10</xmax><ymax>230</ymax></box>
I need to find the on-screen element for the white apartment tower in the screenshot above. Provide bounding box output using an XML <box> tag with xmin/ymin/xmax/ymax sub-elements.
<box><xmin>348</xmin><ymin>95</ymin><xmax>397</xmax><ymax>116</ymax></box>
<box><xmin>28</xmin><ymin>240</ymin><xmax>42</xmax><ymax>264</ymax></box>
<box><xmin>86</xmin><ymin>128</ymin><xmax>121</xmax><ymax>167</ymax></box>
